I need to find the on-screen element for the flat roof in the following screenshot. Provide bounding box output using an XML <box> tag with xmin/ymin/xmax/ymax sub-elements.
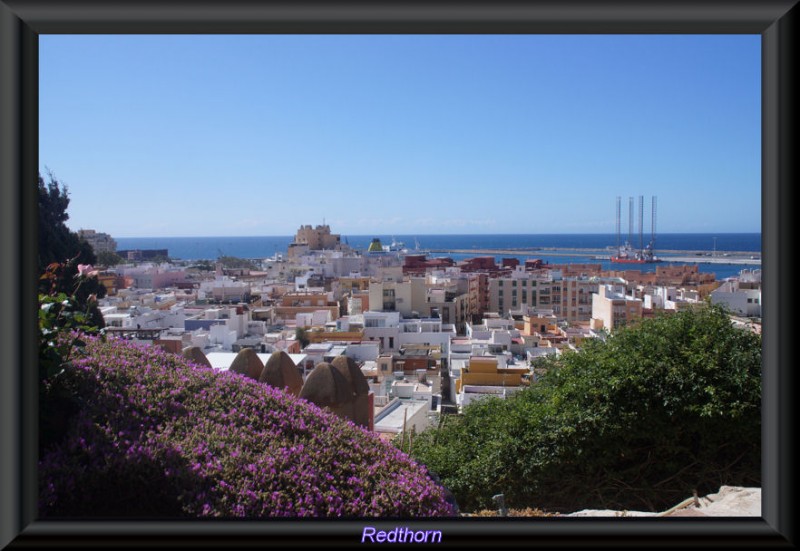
<box><xmin>205</xmin><ymin>352</ymin><xmax>307</xmax><ymax>371</ymax></box>
<box><xmin>373</xmin><ymin>399</ymin><xmax>429</xmax><ymax>430</ymax></box>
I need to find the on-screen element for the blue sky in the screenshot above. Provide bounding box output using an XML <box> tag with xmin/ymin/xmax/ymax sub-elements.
<box><xmin>39</xmin><ymin>34</ymin><xmax>761</xmax><ymax>238</ymax></box>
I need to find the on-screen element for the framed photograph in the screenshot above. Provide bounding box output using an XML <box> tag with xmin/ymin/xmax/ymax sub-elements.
<box><xmin>1</xmin><ymin>1</ymin><xmax>795</xmax><ymax>547</ymax></box>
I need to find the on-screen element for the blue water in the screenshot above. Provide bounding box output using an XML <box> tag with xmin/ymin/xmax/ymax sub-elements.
<box><xmin>115</xmin><ymin>233</ymin><xmax>761</xmax><ymax>280</ymax></box>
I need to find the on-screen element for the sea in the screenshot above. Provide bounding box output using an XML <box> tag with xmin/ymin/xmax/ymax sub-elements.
<box><xmin>115</xmin><ymin>233</ymin><xmax>762</xmax><ymax>281</ymax></box>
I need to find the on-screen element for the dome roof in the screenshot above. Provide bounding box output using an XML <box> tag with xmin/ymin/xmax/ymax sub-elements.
<box><xmin>330</xmin><ymin>355</ymin><xmax>370</xmax><ymax>396</ymax></box>
<box><xmin>182</xmin><ymin>346</ymin><xmax>212</xmax><ymax>368</ymax></box>
<box><xmin>299</xmin><ymin>362</ymin><xmax>352</xmax><ymax>408</ymax></box>
<box><xmin>259</xmin><ymin>350</ymin><xmax>303</xmax><ymax>396</ymax></box>
<box><xmin>228</xmin><ymin>348</ymin><xmax>264</xmax><ymax>380</ymax></box>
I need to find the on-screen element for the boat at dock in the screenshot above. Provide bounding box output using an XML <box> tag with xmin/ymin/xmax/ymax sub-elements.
<box><xmin>610</xmin><ymin>241</ymin><xmax>661</xmax><ymax>264</ymax></box>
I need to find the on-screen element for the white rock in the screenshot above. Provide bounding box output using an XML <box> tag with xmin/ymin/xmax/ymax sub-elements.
<box><xmin>564</xmin><ymin>486</ymin><xmax>761</xmax><ymax>518</ymax></box>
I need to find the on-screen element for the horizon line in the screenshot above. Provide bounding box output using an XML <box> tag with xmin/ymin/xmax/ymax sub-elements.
<box><xmin>109</xmin><ymin>230</ymin><xmax>763</xmax><ymax>240</ymax></box>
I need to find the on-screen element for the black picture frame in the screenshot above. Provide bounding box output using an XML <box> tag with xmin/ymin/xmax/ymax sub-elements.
<box><xmin>1</xmin><ymin>1</ymin><xmax>795</xmax><ymax>548</ymax></box>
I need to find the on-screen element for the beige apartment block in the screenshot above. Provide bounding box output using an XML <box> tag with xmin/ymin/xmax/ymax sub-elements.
<box><xmin>590</xmin><ymin>284</ymin><xmax>643</xmax><ymax>332</ymax></box>
<box><xmin>369</xmin><ymin>279</ymin><xmax>414</xmax><ymax>317</ymax></box>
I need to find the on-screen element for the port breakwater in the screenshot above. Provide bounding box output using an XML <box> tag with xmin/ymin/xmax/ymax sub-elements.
<box><xmin>428</xmin><ymin>247</ymin><xmax>762</xmax><ymax>265</ymax></box>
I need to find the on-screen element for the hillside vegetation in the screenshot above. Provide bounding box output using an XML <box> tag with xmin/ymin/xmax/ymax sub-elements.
<box><xmin>39</xmin><ymin>336</ymin><xmax>455</xmax><ymax>518</ymax></box>
<box><xmin>410</xmin><ymin>305</ymin><xmax>761</xmax><ymax>513</ymax></box>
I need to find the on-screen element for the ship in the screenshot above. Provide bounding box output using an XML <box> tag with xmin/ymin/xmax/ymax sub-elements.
<box><xmin>610</xmin><ymin>195</ymin><xmax>662</xmax><ymax>264</ymax></box>
<box><xmin>384</xmin><ymin>237</ymin><xmax>408</xmax><ymax>253</ymax></box>
<box><xmin>611</xmin><ymin>241</ymin><xmax>661</xmax><ymax>264</ymax></box>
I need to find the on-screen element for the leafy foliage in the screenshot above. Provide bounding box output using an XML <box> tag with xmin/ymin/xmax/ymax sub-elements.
<box><xmin>410</xmin><ymin>305</ymin><xmax>761</xmax><ymax>513</ymax></box>
<box><xmin>37</xmin><ymin>171</ymin><xmax>107</xmax><ymax>324</ymax></box>
<box><xmin>39</xmin><ymin>337</ymin><xmax>456</xmax><ymax>518</ymax></box>
<box><xmin>189</xmin><ymin>260</ymin><xmax>215</xmax><ymax>271</ymax></box>
<box><xmin>295</xmin><ymin>327</ymin><xmax>310</xmax><ymax>349</ymax></box>
<box><xmin>38</xmin><ymin>171</ymin><xmax>97</xmax><ymax>272</ymax></box>
<box><xmin>96</xmin><ymin>251</ymin><xmax>124</xmax><ymax>266</ymax></box>
<box><xmin>38</xmin><ymin>260</ymin><xmax>108</xmax><ymax>455</ymax></box>
<box><xmin>217</xmin><ymin>255</ymin><xmax>259</xmax><ymax>270</ymax></box>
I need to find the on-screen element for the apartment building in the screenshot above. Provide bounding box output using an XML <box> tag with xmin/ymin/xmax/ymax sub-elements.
<box><xmin>710</xmin><ymin>279</ymin><xmax>762</xmax><ymax>317</ymax></box>
<box><xmin>117</xmin><ymin>264</ymin><xmax>188</xmax><ymax>290</ymax></box>
<box><xmin>590</xmin><ymin>283</ymin><xmax>643</xmax><ymax>332</ymax></box>
<box><xmin>274</xmin><ymin>290</ymin><xmax>340</xmax><ymax>324</ymax></box>
<box><xmin>453</xmin><ymin>355</ymin><xmax>529</xmax><ymax>410</ymax></box>
<box><xmin>642</xmin><ymin>285</ymin><xmax>703</xmax><ymax>311</ymax></box>
<box><xmin>369</xmin><ymin>279</ymin><xmax>414</xmax><ymax>317</ymax></box>
<box><xmin>357</xmin><ymin>311</ymin><xmax>454</xmax><ymax>356</ymax></box>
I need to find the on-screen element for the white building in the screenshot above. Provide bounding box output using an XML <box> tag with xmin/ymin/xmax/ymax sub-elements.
<box><xmin>197</xmin><ymin>276</ymin><xmax>251</xmax><ymax>303</ymax></box>
<box><xmin>457</xmin><ymin>385</ymin><xmax>524</xmax><ymax>409</ymax></box>
<box><xmin>373</xmin><ymin>398</ymin><xmax>432</xmax><ymax>437</ymax></box>
<box><xmin>643</xmin><ymin>286</ymin><xmax>703</xmax><ymax>311</ymax></box>
<box><xmin>711</xmin><ymin>280</ymin><xmax>762</xmax><ymax>317</ymax></box>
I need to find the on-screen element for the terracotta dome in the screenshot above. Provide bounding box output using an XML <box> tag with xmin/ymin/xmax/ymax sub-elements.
<box><xmin>182</xmin><ymin>346</ymin><xmax>212</xmax><ymax>369</ymax></box>
<box><xmin>330</xmin><ymin>355</ymin><xmax>371</xmax><ymax>428</ymax></box>
<box><xmin>299</xmin><ymin>362</ymin><xmax>354</xmax><ymax>420</ymax></box>
<box><xmin>259</xmin><ymin>350</ymin><xmax>303</xmax><ymax>396</ymax></box>
<box><xmin>228</xmin><ymin>348</ymin><xmax>264</xmax><ymax>381</ymax></box>
<box><xmin>330</xmin><ymin>355</ymin><xmax>370</xmax><ymax>396</ymax></box>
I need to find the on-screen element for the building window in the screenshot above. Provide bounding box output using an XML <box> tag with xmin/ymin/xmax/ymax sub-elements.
<box><xmin>389</xmin><ymin>337</ymin><xmax>394</xmax><ymax>348</ymax></box>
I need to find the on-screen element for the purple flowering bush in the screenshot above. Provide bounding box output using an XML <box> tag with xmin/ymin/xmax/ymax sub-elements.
<box><xmin>39</xmin><ymin>336</ymin><xmax>456</xmax><ymax>518</ymax></box>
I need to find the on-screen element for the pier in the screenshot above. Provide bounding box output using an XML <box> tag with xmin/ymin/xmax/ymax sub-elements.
<box><xmin>427</xmin><ymin>248</ymin><xmax>762</xmax><ymax>265</ymax></box>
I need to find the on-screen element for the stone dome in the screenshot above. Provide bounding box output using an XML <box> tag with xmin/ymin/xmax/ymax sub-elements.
<box><xmin>228</xmin><ymin>348</ymin><xmax>264</xmax><ymax>381</ymax></box>
<box><xmin>299</xmin><ymin>362</ymin><xmax>354</xmax><ymax>419</ymax></box>
<box><xmin>330</xmin><ymin>355</ymin><xmax>371</xmax><ymax>428</ymax></box>
<box><xmin>182</xmin><ymin>346</ymin><xmax>212</xmax><ymax>369</ymax></box>
<box><xmin>330</xmin><ymin>355</ymin><xmax>370</xmax><ymax>396</ymax></box>
<box><xmin>259</xmin><ymin>350</ymin><xmax>303</xmax><ymax>396</ymax></box>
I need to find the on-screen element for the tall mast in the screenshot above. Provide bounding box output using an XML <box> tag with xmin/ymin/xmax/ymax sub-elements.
<box><xmin>651</xmin><ymin>196</ymin><xmax>657</xmax><ymax>248</ymax></box>
<box><xmin>628</xmin><ymin>196</ymin><xmax>634</xmax><ymax>245</ymax></box>
<box><xmin>638</xmin><ymin>195</ymin><xmax>644</xmax><ymax>251</ymax></box>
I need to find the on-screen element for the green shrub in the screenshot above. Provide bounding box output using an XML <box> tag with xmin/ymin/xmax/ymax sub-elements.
<box><xmin>410</xmin><ymin>305</ymin><xmax>761</xmax><ymax>513</ymax></box>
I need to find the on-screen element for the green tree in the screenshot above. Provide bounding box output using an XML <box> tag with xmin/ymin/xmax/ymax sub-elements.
<box><xmin>410</xmin><ymin>305</ymin><xmax>761</xmax><ymax>513</ymax></box>
<box><xmin>38</xmin><ymin>171</ymin><xmax>106</xmax><ymax>326</ymax></box>
<box><xmin>295</xmin><ymin>327</ymin><xmax>310</xmax><ymax>349</ymax></box>
<box><xmin>190</xmin><ymin>260</ymin><xmax>215</xmax><ymax>271</ymax></box>
<box><xmin>217</xmin><ymin>255</ymin><xmax>258</xmax><ymax>270</ymax></box>
<box><xmin>37</xmin><ymin>170</ymin><xmax>112</xmax><ymax>455</ymax></box>
<box><xmin>38</xmin><ymin>171</ymin><xmax>95</xmax><ymax>271</ymax></box>
<box><xmin>96</xmin><ymin>251</ymin><xmax>123</xmax><ymax>266</ymax></box>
